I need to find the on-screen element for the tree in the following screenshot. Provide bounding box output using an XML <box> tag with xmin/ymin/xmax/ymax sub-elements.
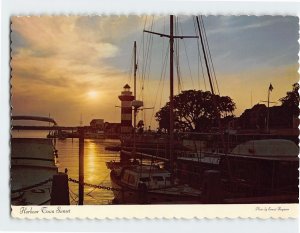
<box><xmin>279</xmin><ymin>83</ymin><xmax>299</xmax><ymax>115</ymax></box>
<box><xmin>155</xmin><ymin>90</ymin><xmax>236</xmax><ymax>132</ymax></box>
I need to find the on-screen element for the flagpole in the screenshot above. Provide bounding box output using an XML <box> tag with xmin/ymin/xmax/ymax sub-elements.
<box><xmin>267</xmin><ymin>83</ymin><xmax>273</xmax><ymax>134</ymax></box>
<box><xmin>267</xmin><ymin>87</ymin><xmax>270</xmax><ymax>133</ymax></box>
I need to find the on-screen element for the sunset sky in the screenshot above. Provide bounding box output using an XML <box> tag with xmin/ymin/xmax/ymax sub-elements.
<box><xmin>11</xmin><ymin>15</ymin><xmax>298</xmax><ymax>128</ymax></box>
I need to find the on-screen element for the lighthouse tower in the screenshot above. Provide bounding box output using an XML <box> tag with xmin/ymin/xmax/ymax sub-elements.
<box><xmin>118</xmin><ymin>84</ymin><xmax>134</xmax><ymax>135</ymax></box>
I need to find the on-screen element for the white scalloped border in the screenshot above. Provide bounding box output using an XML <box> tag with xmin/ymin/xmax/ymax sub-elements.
<box><xmin>11</xmin><ymin>204</ymin><xmax>299</xmax><ymax>219</ymax></box>
<box><xmin>8</xmin><ymin>9</ymin><xmax>300</xmax><ymax>221</ymax></box>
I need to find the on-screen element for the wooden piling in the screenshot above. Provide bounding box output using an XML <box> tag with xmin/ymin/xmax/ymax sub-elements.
<box><xmin>202</xmin><ymin>170</ymin><xmax>222</xmax><ymax>204</ymax></box>
<box><xmin>78</xmin><ymin>127</ymin><xmax>84</xmax><ymax>205</ymax></box>
<box><xmin>51</xmin><ymin>173</ymin><xmax>70</xmax><ymax>205</ymax></box>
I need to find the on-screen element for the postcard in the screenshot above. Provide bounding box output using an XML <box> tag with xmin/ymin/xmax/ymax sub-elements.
<box><xmin>10</xmin><ymin>14</ymin><xmax>299</xmax><ymax>219</ymax></box>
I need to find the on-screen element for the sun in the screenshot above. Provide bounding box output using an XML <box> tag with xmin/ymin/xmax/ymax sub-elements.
<box><xmin>87</xmin><ymin>90</ymin><xmax>98</xmax><ymax>99</ymax></box>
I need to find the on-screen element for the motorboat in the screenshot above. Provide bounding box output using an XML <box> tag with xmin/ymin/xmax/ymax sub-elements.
<box><xmin>110</xmin><ymin>164</ymin><xmax>202</xmax><ymax>204</ymax></box>
<box><xmin>11</xmin><ymin>115</ymin><xmax>59</xmax><ymax>205</ymax></box>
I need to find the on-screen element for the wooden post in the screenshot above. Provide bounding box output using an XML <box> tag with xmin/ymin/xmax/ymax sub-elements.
<box><xmin>51</xmin><ymin>173</ymin><xmax>70</xmax><ymax>205</ymax></box>
<box><xmin>78</xmin><ymin>127</ymin><xmax>84</xmax><ymax>205</ymax></box>
<box><xmin>202</xmin><ymin>170</ymin><xmax>222</xmax><ymax>203</ymax></box>
<box><xmin>71</xmin><ymin>129</ymin><xmax>74</xmax><ymax>143</ymax></box>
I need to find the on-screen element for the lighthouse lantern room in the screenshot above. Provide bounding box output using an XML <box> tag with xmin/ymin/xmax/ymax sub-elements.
<box><xmin>118</xmin><ymin>84</ymin><xmax>134</xmax><ymax>135</ymax></box>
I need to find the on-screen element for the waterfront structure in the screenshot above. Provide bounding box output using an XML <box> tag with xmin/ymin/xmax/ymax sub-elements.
<box><xmin>90</xmin><ymin>119</ymin><xmax>104</xmax><ymax>130</ymax></box>
<box><xmin>118</xmin><ymin>84</ymin><xmax>134</xmax><ymax>135</ymax></box>
<box><xmin>104</xmin><ymin>122</ymin><xmax>120</xmax><ymax>134</ymax></box>
<box><xmin>238</xmin><ymin>104</ymin><xmax>299</xmax><ymax>130</ymax></box>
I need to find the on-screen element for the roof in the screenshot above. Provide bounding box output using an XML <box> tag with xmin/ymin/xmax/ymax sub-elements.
<box><xmin>90</xmin><ymin>119</ymin><xmax>104</xmax><ymax>123</ymax></box>
<box><xmin>123</xmin><ymin>84</ymin><xmax>131</xmax><ymax>89</ymax></box>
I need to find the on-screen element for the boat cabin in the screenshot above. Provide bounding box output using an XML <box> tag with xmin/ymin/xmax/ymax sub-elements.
<box><xmin>120</xmin><ymin>165</ymin><xmax>172</xmax><ymax>189</ymax></box>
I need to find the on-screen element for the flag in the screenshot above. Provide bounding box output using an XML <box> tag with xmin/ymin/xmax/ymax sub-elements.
<box><xmin>269</xmin><ymin>83</ymin><xmax>273</xmax><ymax>92</ymax></box>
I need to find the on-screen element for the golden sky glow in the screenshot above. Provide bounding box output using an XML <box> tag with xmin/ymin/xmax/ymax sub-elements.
<box><xmin>11</xmin><ymin>16</ymin><xmax>298</xmax><ymax>128</ymax></box>
<box><xmin>87</xmin><ymin>90</ymin><xmax>98</xmax><ymax>99</ymax></box>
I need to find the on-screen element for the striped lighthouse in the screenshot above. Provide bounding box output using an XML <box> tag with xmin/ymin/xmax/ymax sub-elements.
<box><xmin>119</xmin><ymin>84</ymin><xmax>134</xmax><ymax>135</ymax></box>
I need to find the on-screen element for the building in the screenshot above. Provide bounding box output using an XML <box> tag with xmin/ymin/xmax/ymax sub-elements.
<box><xmin>103</xmin><ymin>122</ymin><xmax>121</xmax><ymax>139</ymax></box>
<box><xmin>90</xmin><ymin>119</ymin><xmax>104</xmax><ymax>130</ymax></box>
<box><xmin>238</xmin><ymin>104</ymin><xmax>267</xmax><ymax>129</ymax></box>
<box><xmin>104</xmin><ymin>122</ymin><xmax>121</xmax><ymax>134</ymax></box>
<box><xmin>238</xmin><ymin>104</ymin><xmax>297</xmax><ymax>130</ymax></box>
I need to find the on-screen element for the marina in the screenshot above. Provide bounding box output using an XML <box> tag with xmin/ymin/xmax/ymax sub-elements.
<box><xmin>10</xmin><ymin>15</ymin><xmax>299</xmax><ymax>206</ymax></box>
<box><xmin>11</xmin><ymin>128</ymin><xmax>299</xmax><ymax>205</ymax></box>
<box><xmin>12</xmin><ymin>130</ymin><xmax>120</xmax><ymax>205</ymax></box>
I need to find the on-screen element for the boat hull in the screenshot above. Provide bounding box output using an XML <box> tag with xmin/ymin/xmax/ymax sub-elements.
<box><xmin>11</xmin><ymin>138</ymin><xmax>59</xmax><ymax>205</ymax></box>
<box><xmin>110</xmin><ymin>171</ymin><xmax>203</xmax><ymax>204</ymax></box>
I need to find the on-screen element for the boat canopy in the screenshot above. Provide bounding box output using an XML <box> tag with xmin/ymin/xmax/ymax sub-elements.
<box><xmin>11</xmin><ymin>138</ymin><xmax>55</xmax><ymax>160</ymax></box>
<box><xmin>11</xmin><ymin>115</ymin><xmax>57</xmax><ymax>125</ymax></box>
<box><xmin>231</xmin><ymin>139</ymin><xmax>299</xmax><ymax>157</ymax></box>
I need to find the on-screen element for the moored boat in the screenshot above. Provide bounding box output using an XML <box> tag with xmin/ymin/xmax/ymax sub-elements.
<box><xmin>110</xmin><ymin>164</ymin><xmax>202</xmax><ymax>204</ymax></box>
<box><xmin>176</xmin><ymin>138</ymin><xmax>299</xmax><ymax>203</ymax></box>
<box><xmin>11</xmin><ymin>115</ymin><xmax>59</xmax><ymax>205</ymax></box>
<box><xmin>221</xmin><ymin>139</ymin><xmax>299</xmax><ymax>203</ymax></box>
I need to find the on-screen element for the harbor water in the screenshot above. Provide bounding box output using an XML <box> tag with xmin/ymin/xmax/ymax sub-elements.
<box><xmin>12</xmin><ymin>130</ymin><xmax>120</xmax><ymax>205</ymax></box>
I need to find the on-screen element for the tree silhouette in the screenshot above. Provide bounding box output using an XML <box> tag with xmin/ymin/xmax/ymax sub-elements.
<box><xmin>155</xmin><ymin>90</ymin><xmax>236</xmax><ymax>132</ymax></box>
<box><xmin>280</xmin><ymin>83</ymin><xmax>299</xmax><ymax>115</ymax></box>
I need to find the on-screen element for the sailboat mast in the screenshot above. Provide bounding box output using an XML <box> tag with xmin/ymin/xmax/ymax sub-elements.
<box><xmin>196</xmin><ymin>16</ymin><xmax>215</xmax><ymax>95</ymax></box>
<box><xmin>169</xmin><ymin>15</ymin><xmax>174</xmax><ymax>172</ymax></box>
<box><xmin>143</xmin><ymin>16</ymin><xmax>198</xmax><ymax>173</ymax></box>
<box><xmin>133</xmin><ymin>41</ymin><xmax>137</xmax><ymax>159</ymax></box>
<box><xmin>134</xmin><ymin>41</ymin><xmax>137</xmax><ymax>99</ymax></box>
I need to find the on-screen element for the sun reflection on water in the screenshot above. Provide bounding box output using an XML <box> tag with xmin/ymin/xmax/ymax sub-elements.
<box><xmin>56</xmin><ymin>138</ymin><xmax>120</xmax><ymax>205</ymax></box>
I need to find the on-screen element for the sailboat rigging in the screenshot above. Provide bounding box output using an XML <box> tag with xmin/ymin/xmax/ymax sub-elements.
<box><xmin>108</xmin><ymin>16</ymin><xmax>207</xmax><ymax>204</ymax></box>
<box><xmin>107</xmin><ymin>15</ymin><xmax>299</xmax><ymax>204</ymax></box>
<box><xmin>144</xmin><ymin>15</ymin><xmax>198</xmax><ymax>174</ymax></box>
